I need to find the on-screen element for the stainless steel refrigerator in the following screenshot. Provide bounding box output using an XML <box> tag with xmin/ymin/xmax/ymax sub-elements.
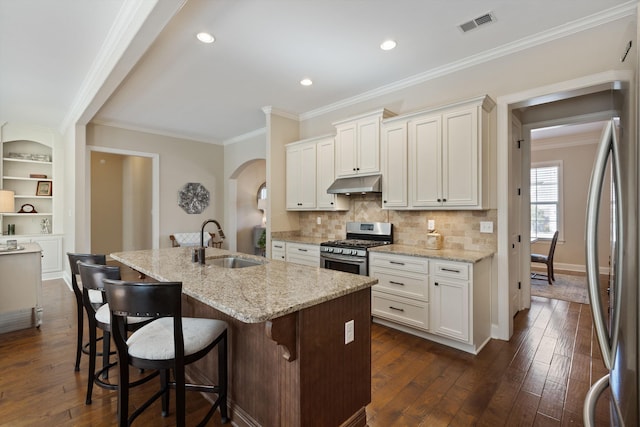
<box><xmin>584</xmin><ymin>113</ymin><xmax>638</xmax><ymax>426</ymax></box>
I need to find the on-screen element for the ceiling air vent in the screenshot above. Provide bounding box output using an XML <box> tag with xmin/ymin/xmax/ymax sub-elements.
<box><xmin>459</xmin><ymin>12</ymin><xmax>496</xmax><ymax>33</ymax></box>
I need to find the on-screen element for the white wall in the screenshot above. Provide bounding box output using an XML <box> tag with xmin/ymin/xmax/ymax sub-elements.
<box><xmin>86</xmin><ymin>124</ymin><xmax>224</xmax><ymax>248</ymax></box>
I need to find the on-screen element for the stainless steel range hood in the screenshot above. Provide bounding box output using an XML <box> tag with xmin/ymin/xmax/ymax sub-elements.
<box><xmin>326</xmin><ymin>175</ymin><xmax>381</xmax><ymax>195</ymax></box>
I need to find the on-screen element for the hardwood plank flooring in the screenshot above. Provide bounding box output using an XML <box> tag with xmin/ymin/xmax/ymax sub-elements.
<box><xmin>0</xmin><ymin>275</ymin><xmax>610</xmax><ymax>426</ymax></box>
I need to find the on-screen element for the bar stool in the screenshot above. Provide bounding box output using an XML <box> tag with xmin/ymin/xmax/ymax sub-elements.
<box><xmin>66</xmin><ymin>253</ymin><xmax>106</xmax><ymax>371</ymax></box>
<box><xmin>104</xmin><ymin>279</ymin><xmax>229</xmax><ymax>426</ymax></box>
<box><xmin>77</xmin><ymin>262</ymin><xmax>155</xmax><ymax>404</ymax></box>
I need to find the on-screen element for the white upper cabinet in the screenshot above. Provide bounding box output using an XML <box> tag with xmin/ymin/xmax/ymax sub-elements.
<box><xmin>409</xmin><ymin>113</ymin><xmax>441</xmax><ymax>207</ymax></box>
<box><xmin>316</xmin><ymin>137</ymin><xmax>349</xmax><ymax>210</ymax></box>
<box><xmin>286</xmin><ymin>141</ymin><xmax>316</xmax><ymax>210</ymax></box>
<box><xmin>334</xmin><ymin>109</ymin><xmax>395</xmax><ymax>178</ymax></box>
<box><xmin>286</xmin><ymin>135</ymin><xmax>348</xmax><ymax>211</ymax></box>
<box><xmin>382</xmin><ymin>95</ymin><xmax>495</xmax><ymax>210</ymax></box>
<box><xmin>381</xmin><ymin>121</ymin><xmax>408</xmax><ymax>208</ymax></box>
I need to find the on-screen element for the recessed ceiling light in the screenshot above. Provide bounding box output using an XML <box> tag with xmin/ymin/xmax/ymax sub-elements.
<box><xmin>380</xmin><ymin>40</ymin><xmax>397</xmax><ymax>51</ymax></box>
<box><xmin>196</xmin><ymin>32</ymin><xmax>215</xmax><ymax>43</ymax></box>
<box><xmin>300</xmin><ymin>78</ymin><xmax>313</xmax><ymax>86</ymax></box>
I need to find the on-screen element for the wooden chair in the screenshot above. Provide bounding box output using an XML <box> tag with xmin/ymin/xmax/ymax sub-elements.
<box><xmin>104</xmin><ymin>279</ymin><xmax>229</xmax><ymax>426</ymax></box>
<box><xmin>169</xmin><ymin>232</ymin><xmax>222</xmax><ymax>248</ymax></box>
<box><xmin>77</xmin><ymin>262</ymin><xmax>155</xmax><ymax>405</ymax></box>
<box><xmin>531</xmin><ymin>230</ymin><xmax>559</xmax><ymax>285</ymax></box>
<box><xmin>66</xmin><ymin>253</ymin><xmax>106</xmax><ymax>372</ymax></box>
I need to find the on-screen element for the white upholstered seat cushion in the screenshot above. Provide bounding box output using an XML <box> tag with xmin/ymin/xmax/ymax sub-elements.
<box><xmin>172</xmin><ymin>232</ymin><xmax>211</xmax><ymax>247</ymax></box>
<box><xmin>88</xmin><ymin>289</ymin><xmax>103</xmax><ymax>304</ymax></box>
<box><xmin>95</xmin><ymin>304</ymin><xmax>152</xmax><ymax>325</ymax></box>
<box><xmin>77</xmin><ymin>277</ymin><xmax>104</xmax><ymax>304</ymax></box>
<box><xmin>126</xmin><ymin>317</ymin><xmax>227</xmax><ymax>360</ymax></box>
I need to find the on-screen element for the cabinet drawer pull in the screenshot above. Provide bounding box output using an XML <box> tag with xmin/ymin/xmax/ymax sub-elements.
<box><xmin>441</xmin><ymin>268</ymin><xmax>461</xmax><ymax>273</ymax></box>
<box><xmin>389</xmin><ymin>280</ymin><xmax>405</xmax><ymax>286</ymax></box>
<box><xmin>389</xmin><ymin>306</ymin><xmax>405</xmax><ymax>312</ymax></box>
<box><xmin>389</xmin><ymin>261</ymin><xmax>405</xmax><ymax>266</ymax></box>
<box><xmin>274</xmin><ymin>245</ymin><xmax>283</xmax><ymax>249</ymax></box>
<box><xmin>298</xmin><ymin>248</ymin><xmax>308</xmax><ymax>252</ymax></box>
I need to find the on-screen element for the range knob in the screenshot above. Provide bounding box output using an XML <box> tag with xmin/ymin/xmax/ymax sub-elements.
<box><xmin>334</xmin><ymin>248</ymin><xmax>342</xmax><ymax>254</ymax></box>
<box><xmin>351</xmin><ymin>250</ymin><xmax>358</xmax><ymax>255</ymax></box>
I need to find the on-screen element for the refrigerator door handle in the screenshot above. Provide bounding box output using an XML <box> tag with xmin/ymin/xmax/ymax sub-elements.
<box><xmin>583</xmin><ymin>374</ymin><xmax>610</xmax><ymax>427</ymax></box>
<box><xmin>585</xmin><ymin>119</ymin><xmax>622</xmax><ymax>370</ymax></box>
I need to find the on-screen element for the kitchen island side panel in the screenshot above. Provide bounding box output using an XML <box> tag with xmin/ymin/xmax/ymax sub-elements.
<box><xmin>182</xmin><ymin>287</ymin><xmax>371</xmax><ymax>427</ymax></box>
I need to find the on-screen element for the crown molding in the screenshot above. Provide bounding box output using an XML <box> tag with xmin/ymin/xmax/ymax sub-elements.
<box><xmin>91</xmin><ymin>118</ymin><xmax>222</xmax><ymax>145</ymax></box>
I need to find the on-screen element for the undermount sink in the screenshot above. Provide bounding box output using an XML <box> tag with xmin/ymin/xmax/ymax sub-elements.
<box><xmin>209</xmin><ymin>256</ymin><xmax>266</xmax><ymax>269</ymax></box>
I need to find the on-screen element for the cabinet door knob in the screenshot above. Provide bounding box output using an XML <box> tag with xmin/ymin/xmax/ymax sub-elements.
<box><xmin>434</xmin><ymin>282</ymin><xmax>439</xmax><ymax>286</ymax></box>
<box><xmin>443</xmin><ymin>198</ymin><xmax>447</xmax><ymax>202</ymax></box>
<box><xmin>383</xmin><ymin>200</ymin><xmax>387</xmax><ymax>204</ymax></box>
<box><xmin>330</xmin><ymin>202</ymin><xmax>334</xmax><ymax>205</ymax></box>
<box><xmin>437</xmin><ymin>198</ymin><xmax>441</xmax><ymax>202</ymax></box>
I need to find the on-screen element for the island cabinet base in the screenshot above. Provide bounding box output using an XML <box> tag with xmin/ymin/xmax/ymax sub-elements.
<box><xmin>182</xmin><ymin>287</ymin><xmax>372</xmax><ymax>427</ymax></box>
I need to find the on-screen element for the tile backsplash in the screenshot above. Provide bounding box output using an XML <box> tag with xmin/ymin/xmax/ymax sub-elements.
<box><xmin>297</xmin><ymin>194</ymin><xmax>497</xmax><ymax>252</ymax></box>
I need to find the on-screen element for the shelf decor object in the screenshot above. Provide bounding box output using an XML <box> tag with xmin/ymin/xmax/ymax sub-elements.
<box><xmin>18</xmin><ymin>203</ymin><xmax>37</xmax><ymax>213</ymax></box>
<box><xmin>178</xmin><ymin>182</ymin><xmax>210</xmax><ymax>214</ymax></box>
<box><xmin>36</xmin><ymin>181</ymin><xmax>52</xmax><ymax>196</ymax></box>
<box><xmin>0</xmin><ymin>190</ymin><xmax>15</xmax><ymax>213</ymax></box>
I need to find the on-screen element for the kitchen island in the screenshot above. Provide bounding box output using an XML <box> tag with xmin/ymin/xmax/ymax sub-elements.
<box><xmin>111</xmin><ymin>247</ymin><xmax>377</xmax><ymax>427</ymax></box>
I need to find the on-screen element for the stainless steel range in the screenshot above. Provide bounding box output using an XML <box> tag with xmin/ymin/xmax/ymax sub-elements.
<box><xmin>320</xmin><ymin>222</ymin><xmax>393</xmax><ymax>276</ymax></box>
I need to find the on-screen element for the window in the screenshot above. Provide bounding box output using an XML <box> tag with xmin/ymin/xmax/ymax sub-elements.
<box><xmin>531</xmin><ymin>161</ymin><xmax>563</xmax><ymax>240</ymax></box>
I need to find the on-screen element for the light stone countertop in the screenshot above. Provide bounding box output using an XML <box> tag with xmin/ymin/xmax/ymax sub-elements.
<box><xmin>269</xmin><ymin>234</ymin><xmax>327</xmax><ymax>245</ymax></box>
<box><xmin>369</xmin><ymin>244</ymin><xmax>494</xmax><ymax>263</ymax></box>
<box><xmin>111</xmin><ymin>247</ymin><xmax>377</xmax><ymax>324</ymax></box>
<box><xmin>0</xmin><ymin>242</ymin><xmax>41</xmax><ymax>255</ymax></box>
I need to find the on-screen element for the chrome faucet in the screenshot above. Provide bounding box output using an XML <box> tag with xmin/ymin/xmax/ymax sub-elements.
<box><xmin>196</xmin><ymin>219</ymin><xmax>226</xmax><ymax>264</ymax></box>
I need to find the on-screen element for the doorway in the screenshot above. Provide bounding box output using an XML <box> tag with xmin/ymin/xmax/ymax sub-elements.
<box><xmin>496</xmin><ymin>70</ymin><xmax>632</xmax><ymax>340</ymax></box>
<box><xmin>88</xmin><ymin>146</ymin><xmax>160</xmax><ymax>254</ymax></box>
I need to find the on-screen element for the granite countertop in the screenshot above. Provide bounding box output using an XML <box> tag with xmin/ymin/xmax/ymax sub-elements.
<box><xmin>369</xmin><ymin>244</ymin><xmax>494</xmax><ymax>263</ymax></box>
<box><xmin>111</xmin><ymin>247</ymin><xmax>376</xmax><ymax>324</ymax></box>
<box><xmin>270</xmin><ymin>234</ymin><xmax>326</xmax><ymax>245</ymax></box>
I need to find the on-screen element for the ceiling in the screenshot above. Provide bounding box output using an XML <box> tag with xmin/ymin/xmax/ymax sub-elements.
<box><xmin>0</xmin><ymin>0</ymin><xmax>634</xmax><ymax>144</ymax></box>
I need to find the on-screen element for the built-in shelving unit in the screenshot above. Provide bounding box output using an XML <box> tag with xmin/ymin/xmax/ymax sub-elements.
<box><xmin>1</xmin><ymin>123</ymin><xmax>62</xmax><ymax>279</ymax></box>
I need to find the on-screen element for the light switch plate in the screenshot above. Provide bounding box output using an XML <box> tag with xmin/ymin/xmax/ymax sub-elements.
<box><xmin>345</xmin><ymin>320</ymin><xmax>354</xmax><ymax>344</ymax></box>
<box><xmin>480</xmin><ymin>221</ymin><xmax>494</xmax><ymax>233</ymax></box>
<box><xmin>316</xmin><ymin>216</ymin><xmax>322</xmax><ymax>225</ymax></box>
<box><xmin>427</xmin><ymin>219</ymin><xmax>435</xmax><ymax>231</ymax></box>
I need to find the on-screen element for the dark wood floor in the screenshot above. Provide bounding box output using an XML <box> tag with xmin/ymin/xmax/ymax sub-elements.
<box><xmin>0</xmin><ymin>272</ymin><xmax>610</xmax><ymax>426</ymax></box>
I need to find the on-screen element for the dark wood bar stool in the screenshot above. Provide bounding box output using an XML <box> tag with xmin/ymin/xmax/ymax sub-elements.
<box><xmin>104</xmin><ymin>279</ymin><xmax>229</xmax><ymax>427</ymax></box>
<box><xmin>66</xmin><ymin>253</ymin><xmax>106</xmax><ymax>371</ymax></box>
<box><xmin>77</xmin><ymin>262</ymin><xmax>155</xmax><ymax>404</ymax></box>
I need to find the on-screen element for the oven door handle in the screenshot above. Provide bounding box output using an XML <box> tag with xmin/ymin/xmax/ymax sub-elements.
<box><xmin>321</xmin><ymin>253</ymin><xmax>367</xmax><ymax>264</ymax></box>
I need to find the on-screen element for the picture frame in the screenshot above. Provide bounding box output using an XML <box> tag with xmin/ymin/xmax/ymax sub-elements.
<box><xmin>36</xmin><ymin>181</ymin><xmax>52</xmax><ymax>196</ymax></box>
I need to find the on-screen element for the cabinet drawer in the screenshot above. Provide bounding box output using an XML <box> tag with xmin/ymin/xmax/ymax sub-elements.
<box><xmin>286</xmin><ymin>243</ymin><xmax>320</xmax><ymax>257</ymax></box>
<box><xmin>286</xmin><ymin>254</ymin><xmax>319</xmax><ymax>268</ymax></box>
<box><xmin>431</xmin><ymin>261</ymin><xmax>469</xmax><ymax>280</ymax></box>
<box><xmin>372</xmin><ymin>291</ymin><xmax>428</xmax><ymax>331</ymax></box>
<box><xmin>370</xmin><ymin>268</ymin><xmax>428</xmax><ymax>301</ymax></box>
<box><xmin>369</xmin><ymin>252</ymin><xmax>428</xmax><ymax>274</ymax></box>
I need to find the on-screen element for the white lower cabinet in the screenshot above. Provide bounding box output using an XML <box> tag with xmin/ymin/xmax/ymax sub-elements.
<box><xmin>429</xmin><ymin>262</ymin><xmax>471</xmax><ymax>342</ymax></box>
<box><xmin>370</xmin><ymin>253</ymin><xmax>429</xmax><ymax>331</ymax></box>
<box><xmin>285</xmin><ymin>242</ymin><xmax>320</xmax><ymax>267</ymax></box>
<box><xmin>271</xmin><ymin>240</ymin><xmax>286</xmax><ymax>261</ymax></box>
<box><xmin>370</xmin><ymin>251</ymin><xmax>492</xmax><ymax>354</ymax></box>
<box><xmin>0</xmin><ymin>234</ymin><xmax>62</xmax><ymax>279</ymax></box>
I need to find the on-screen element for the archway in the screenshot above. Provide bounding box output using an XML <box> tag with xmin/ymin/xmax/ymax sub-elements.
<box><xmin>227</xmin><ymin>159</ymin><xmax>266</xmax><ymax>254</ymax></box>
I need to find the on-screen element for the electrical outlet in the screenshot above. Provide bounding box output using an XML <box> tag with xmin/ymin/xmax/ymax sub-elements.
<box><xmin>345</xmin><ymin>320</ymin><xmax>354</xmax><ymax>344</ymax></box>
<box><xmin>427</xmin><ymin>219</ymin><xmax>435</xmax><ymax>231</ymax></box>
<box><xmin>316</xmin><ymin>216</ymin><xmax>322</xmax><ymax>225</ymax></box>
<box><xmin>480</xmin><ymin>221</ymin><xmax>494</xmax><ymax>233</ymax></box>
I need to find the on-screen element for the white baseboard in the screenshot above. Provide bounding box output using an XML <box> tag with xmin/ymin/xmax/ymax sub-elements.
<box><xmin>531</xmin><ymin>262</ymin><xmax>609</xmax><ymax>275</ymax></box>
